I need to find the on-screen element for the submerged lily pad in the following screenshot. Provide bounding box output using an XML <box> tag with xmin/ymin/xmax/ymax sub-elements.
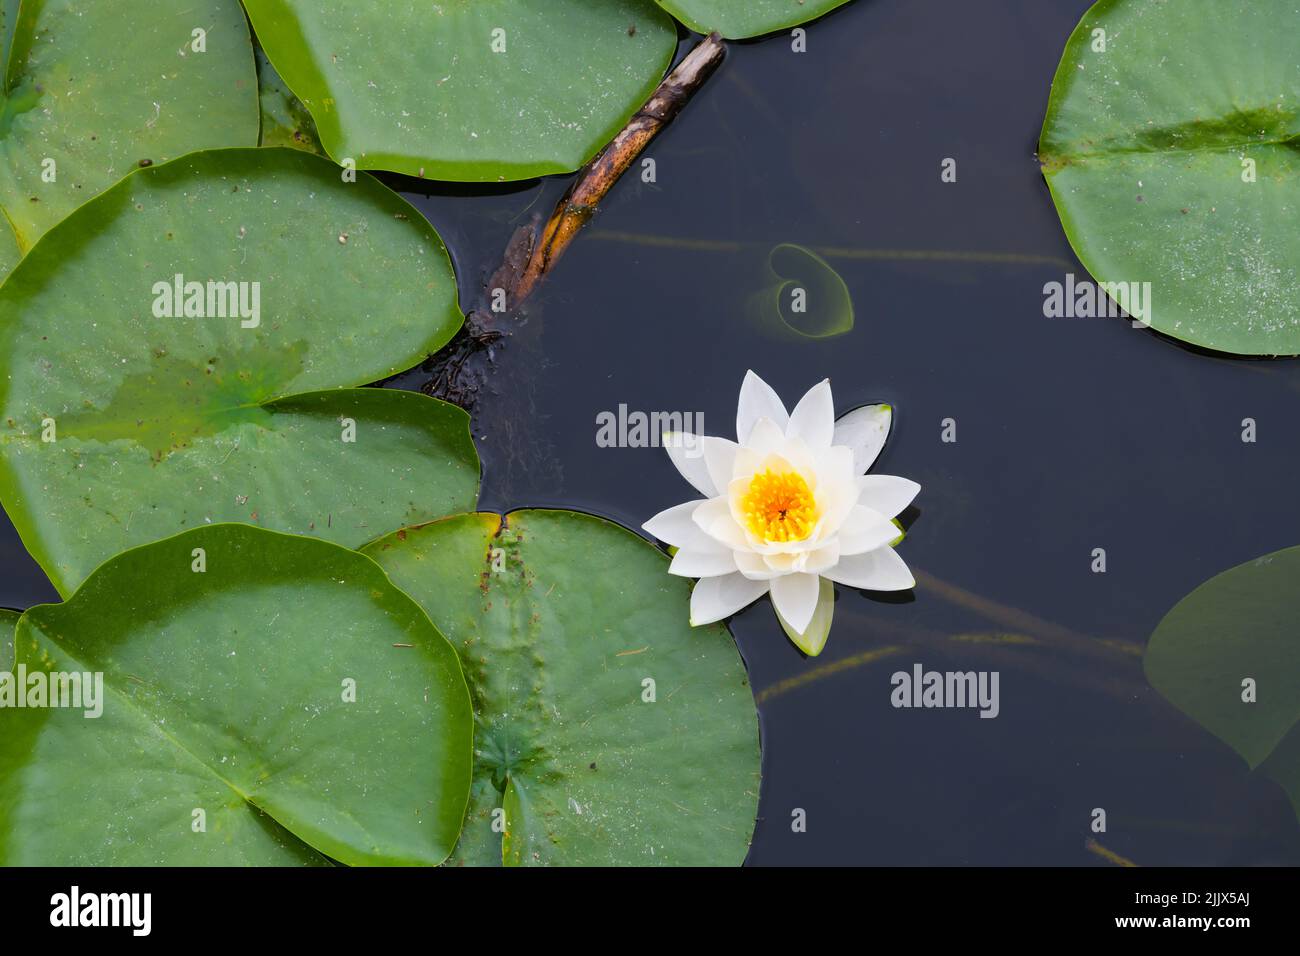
<box><xmin>244</xmin><ymin>0</ymin><xmax>678</xmax><ymax>182</ymax></box>
<box><xmin>0</xmin><ymin>524</ymin><xmax>474</xmax><ymax>866</ymax></box>
<box><xmin>0</xmin><ymin>147</ymin><xmax>475</xmax><ymax>596</ymax></box>
<box><xmin>364</xmin><ymin>510</ymin><xmax>760</xmax><ymax>866</ymax></box>
<box><xmin>749</xmin><ymin>243</ymin><xmax>855</xmax><ymax>339</ymax></box>
<box><xmin>0</xmin><ymin>0</ymin><xmax>259</xmax><ymax>278</ymax></box>
<box><xmin>1039</xmin><ymin>0</ymin><xmax>1300</xmax><ymax>355</ymax></box>
<box><xmin>656</xmin><ymin>0</ymin><xmax>854</xmax><ymax>39</ymax></box>
<box><xmin>1145</xmin><ymin>546</ymin><xmax>1300</xmax><ymax>821</ymax></box>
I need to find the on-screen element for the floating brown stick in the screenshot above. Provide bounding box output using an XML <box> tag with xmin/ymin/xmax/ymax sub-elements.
<box><xmin>426</xmin><ymin>33</ymin><xmax>724</xmax><ymax>407</ymax></box>
<box><xmin>488</xmin><ymin>31</ymin><xmax>726</xmax><ymax>310</ymax></box>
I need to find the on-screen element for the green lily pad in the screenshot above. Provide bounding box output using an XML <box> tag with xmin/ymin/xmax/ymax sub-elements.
<box><xmin>1145</xmin><ymin>546</ymin><xmax>1300</xmax><ymax>821</ymax></box>
<box><xmin>0</xmin><ymin>1</ymin><xmax>16</xmax><ymax>61</ymax></box>
<box><xmin>0</xmin><ymin>147</ymin><xmax>475</xmax><ymax>597</ymax></box>
<box><xmin>256</xmin><ymin>46</ymin><xmax>323</xmax><ymax>154</ymax></box>
<box><xmin>0</xmin><ymin>524</ymin><xmax>474</xmax><ymax>866</ymax></box>
<box><xmin>243</xmin><ymin>0</ymin><xmax>677</xmax><ymax>181</ymax></box>
<box><xmin>0</xmin><ymin>607</ymin><xmax>16</xmax><ymax>669</ymax></box>
<box><xmin>0</xmin><ymin>0</ymin><xmax>259</xmax><ymax>278</ymax></box>
<box><xmin>364</xmin><ymin>510</ymin><xmax>760</xmax><ymax>866</ymax></box>
<box><xmin>1039</xmin><ymin>0</ymin><xmax>1300</xmax><ymax>355</ymax></box>
<box><xmin>656</xmin><ymin>0</ymin><xmax>854</xmax><ymax>39</ymax></box>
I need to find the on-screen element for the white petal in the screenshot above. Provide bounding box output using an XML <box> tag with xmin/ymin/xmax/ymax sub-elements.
<box><xmin>837</xmin><ymin>505</ymin><xmax>902</xmax><ymax>555</ymax></box>
<box><xmin>732</xmin><ymin>445</ymin><xmax>764</xmax><ymax>480</ymax></box>
<box><xmin>693</xmin><ymin>496</ymin><xmax>750</xmax><ymax>550</ymax></box>
<box><xmin>690</xmin><ymin>572</ymin><xmax>770</xmax><ymax>626</ymax></box>
<box><xmin>643</xmin><ymin>500</ymin><xmax>726</xmax><ymax>552</ymax></box>
<box><xmin>747</xmin><ymin>417</ymin><xmax>786</xmax><ymax>456</ymax></box>
<box><xmin>701</xmin><ymin>436</ymin><xmax>739</xmax><ymax>492</ymax></box>
<box><xmin>775</xmin><ymin>434</ymin><xmax>820</xmax><ymax>480</ymax></box>
<box><xmin>736</xmin><ymin>371</ymin><xmax>789</xmax><ymax>444</ymax></box>
<box><xmin>663</xmin><ymin>431</ymin><xmax>716</xmax><ymax>498</ymax></box>
<box><xmin>812</xmin><ymin>447</ymin><xmax>859</xmax><ymax>537</ymax></box>
<box><xmin>669</xmin><ymin>547</ymin><xmax>738</xmax><ymax>578</ymax></box>
<box><xmin>769</xmin><ymin>572</ymin><xmax>821</xmax><ymax>634</ymax></box>
<box><xmin>833</xmin><ymin>404</ymin><xmax>892</xmax><ymax>474</ymax></box>
<box><xmin>735</xmin><ymin>549</ymin><xmax>786</xmax><ymax>581</ymax></box>
<box><xmin>746</xmin><ymin>525</ymin><xmax>836</xmax><ymax>556</ymax></box>
<box><xmin>857</xmin><ymin>475</ymin><xmax>920</xmax><ymax>519</ymax></box>
<box><xmin>731</xmin><ymin>425</ymin><xmax>792</xmax><ymax>484</ymax></box>
<box><xmin>786</xmin><ymin>379</ymin><xmax>835</xmax><ymax>450</ymax></box>
<box><xmin>824</xmin><ymin>547</ymin><xmax>915</xmax><ymax>591</ymax></box>
<box><xmin>644</xmin><ymin>502</ymin><xmax>707</xmax><ymax>546</ymax></box>
<box><xmin>762</xmin><ymin>551</ymin><xmax>799</xmax><ymax>573</ymax></box>
<box><xmin>800</xmin><ymin>542</ymin><xmax>841</xmax><ymax>575</ymax></box>
<box><xmin>814</xmin><ymin>443</ymin><xmax>856</xmax><ymax>488</ymax></box>
<box><xmin>755</xmin><ymin>544</ymin><xmax>839</xmax><ymax>575</ymax></box>
<box><xmin>776</xmin><ymin>576</ymin><xmax>835</xmax><ymax>657</ymax></box>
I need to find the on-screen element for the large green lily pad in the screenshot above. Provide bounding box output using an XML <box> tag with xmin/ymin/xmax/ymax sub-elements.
<box><xmin>243</xmin><ymin>0</ymin><xmax>678</xmax><ymax>181</ymax></box>
<box><xmin>1146</xmin><ymin>546</ymin><xmax>1300</xmax><ymax>821</ymax></box>
<box><xmin>0</xmin><ymin>0</ymin><xmax>258</xmax><ymax>278</ymax></box>
<box><xmin>0</xmin><ymin>147</ymin><xmax>474</xmax><ymax>597</ymax></box>
<box><xmin>0</xmin><ymin>524</ymin><xmax>474</xmax><ymax>866</ymax></box>
<box><xmin>656</xmin><ymin>0</ymin><xmax>854</xmax><ymax>39</ymax></box>
<box><xmin>1039</xmin><ymin>0</ymin><xmax>1300</xmax><ymax>355</ymax></box>
<box><xmin>364</xmin><ymin>510</ymin><xmax>760</xmax><ymax>866</ymax></box>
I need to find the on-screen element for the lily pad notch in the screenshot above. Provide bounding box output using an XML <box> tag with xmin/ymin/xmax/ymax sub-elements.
<box><xmin>0</xmin><ymin>147</ymin><xmax>476</xmax><ymax>596</ymax></box>
<box><xmin>1039</xmin><ymin>0</ymin><xmax>1300</xmax><ymax>355</ymax></box>
<box><xmin>363</xmin><ymin>508</ymin><xmax>762</xmax><ymax>866</ymax></box>
<box><xmin>0</xmin><ymin>524</ymin><xmax>475</xmax><ymax>866</ymax></box>
<box><xmin>0</xmin><ymin>0</ymin><xmax>260</xmax><ymax>277</ymax></box>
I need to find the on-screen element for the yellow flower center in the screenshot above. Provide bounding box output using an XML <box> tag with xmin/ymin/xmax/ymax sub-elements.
<box><xmin>740</xmin><ymin>468</ymin><xmax>818</xmax><ymax>543</ymax></box>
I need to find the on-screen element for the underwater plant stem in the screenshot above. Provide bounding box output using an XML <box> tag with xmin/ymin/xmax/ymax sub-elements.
<box><xmin>1085</xmin><ymin>838</ymin><xmax>1139</xmax><ymax>867</ymax></box>
<box><xmin>911</xmin><ymin>568</ymin><xmax>1142</xmax><ymax>662</ymax></box>
<box><xmin>502</xmin><ymin>31</ymin><xmax>726</xmax><ymax>305</ymax></box>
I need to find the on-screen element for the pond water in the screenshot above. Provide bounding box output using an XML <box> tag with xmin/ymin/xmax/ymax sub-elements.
<box><xmin>4</xmin><ymin>0</ymin><xmax>1298</xmax><ymax>865</ymax></box>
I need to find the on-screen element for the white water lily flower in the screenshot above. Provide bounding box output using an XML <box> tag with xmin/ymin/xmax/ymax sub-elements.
<box><xmin>643</xmin><ymin>371</ymin><xmax>919</xmax><ymax>657</ymax></box>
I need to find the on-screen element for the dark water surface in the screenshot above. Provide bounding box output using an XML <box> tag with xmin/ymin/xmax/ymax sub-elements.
<box><xmin>5</xmin><ymin>0</ymin><xmax>1299</xmax><ymax>865</ymax></box>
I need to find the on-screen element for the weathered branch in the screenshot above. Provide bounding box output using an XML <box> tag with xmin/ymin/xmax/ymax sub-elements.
<box><xmin>488</xmin><ymin>31</ymin><xmax>726</xmax><ymax>309</ymax></box>
<box><xmin>427</xmin><ymin>33</ymin><xmax>726</xmax><ymax>407</ymax></box>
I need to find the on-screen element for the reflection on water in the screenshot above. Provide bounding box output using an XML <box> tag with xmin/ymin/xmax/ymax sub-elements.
<box><xmin>3</xmin><ymin>0</ymin><xmax>1298</xmax><ymax>865</ymax></box>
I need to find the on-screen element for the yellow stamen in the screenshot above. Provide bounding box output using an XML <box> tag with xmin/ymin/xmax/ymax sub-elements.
<box><xmin>740</xmin><ymin>468</ymin><xmax>817</xmax><ymax>543</ymax></box>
